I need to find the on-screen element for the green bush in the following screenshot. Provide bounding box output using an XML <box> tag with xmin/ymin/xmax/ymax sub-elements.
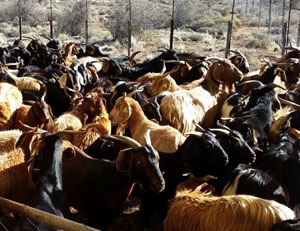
<box><xmin>243</xmin><ymin>32</ymin><xmax>274</xmax><ymax>49</ymax></box>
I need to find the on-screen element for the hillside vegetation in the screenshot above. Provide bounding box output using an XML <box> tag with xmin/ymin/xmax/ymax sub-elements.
<box><xmin>0</xmin><ymin>0</ymin><xmax>299</xmax><ymax>69</ymax></box>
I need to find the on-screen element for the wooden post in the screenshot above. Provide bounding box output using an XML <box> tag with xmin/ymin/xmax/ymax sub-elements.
<box><xmin>49</xmin><ymin>0</ymin><xmax>53</xmax><ymax>38</ymax></box>
<box><xmin>226</xmin><ymin>0</ymin><xmax>235</xmax><ymax>58</ymax></box>
<box><xmin>85</xmin><ymin>0</ymin><xmax>89</xmax><ymax>47</ymax></box>
<box><xmin>225</xmin><ymin>21</ymin><xmax>233</xmax><ymax>58</ymax></box>
<box><xmin>170</xmin><ymin>0</ymin><xmax>175</xmax><ymax>49</ymax></box>
<box><xmin>128</xmin><ymin>0</ymin><xmax>132</xmax><ymax>57</ymax></box>
<box><xmin>251</xmin><ymin>0</ymin><xmax>254</xmax><ymax>14</ymax></box>
<box><xmin>268</xmin><ymin>0</ymin><xmax>272</xmax><ymax>34</ymax></box>
<box><xmin>282</xmin><ymin>22</ymin><xmax>287</xmax><ymax>55</ymax></box>
<box><xmin>259</xmin><ymin>0</ymin><xmax>262</xmax><ymax>27</ymax></box>
<box><xmin>18</xmin><ymin>0</ymin><xmax>22</xmax><ymax>40</ymax></box>
<box><xmin>282</xmin><ymin>0</ymin><xmax>286</xmax><ymax>27</ymax></box>
<box><xmin>297</xmin><ymin>14</ymin><xmax>300</xmax><ymax>46</ymax></box>
<box><xmin>287</xmin><ymin>0</ymin><xmax>292</xmax><ymax>45</ymax></box>
<box><xmin>0</xmin><ymin>197</ymin><xmax>100</xmax><ymax>231</ymax></box>
<box><xmin>246</xmin><ymin>0</ymin><xmax>249</xmax><ymax>15</ymax></box>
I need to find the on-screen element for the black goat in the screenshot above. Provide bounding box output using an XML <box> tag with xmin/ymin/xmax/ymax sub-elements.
<box><xmin>139</xmin><ymin>131</ymin><xmax>229</xmax><ymax>231</ymax></box>
<box><xmin>221</xmin><ymin>164</ymin><xmax>288</xmax><ymax>205</ymax></box>
<box><xmin>62</xmin><ymin>134</ymin><xmax>165</xmax><ymax>228</ymax></box>
<box><xmin>16</xmin><ymin>134</ymin><xmax>66</xmax><ymax>231</ymax></box>
<box><xmin>254</xmin><ymin>129</ymin><xmax>300</xmax><ymax>217</ymax></box>
<box><xmin>272</xmin><ymin>218</ymin><xmax>300</xmax><ymax>231</ymax></box>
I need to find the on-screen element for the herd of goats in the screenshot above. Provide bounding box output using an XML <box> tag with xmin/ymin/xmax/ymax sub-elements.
<box><xmin>0</xmin><ymin>36</ymin><xmax>300</xmax><ymax>230</ymax></box>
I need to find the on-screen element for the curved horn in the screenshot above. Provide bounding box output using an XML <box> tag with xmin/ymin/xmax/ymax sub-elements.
<box><xmin>129</xmin><ymin>51</ymin><xmax>142</xmax><ymax>62</ymax></box>
<box><xmin>113</xmin><ymin>135</ymin><xmax>142</xmax><ymax>150</ymax></box>
<box><xmin>238</xmin><ymin>80</ymin><xmax>264</xmax><ymax>87</ymax></box>
<box><xmin>204</xmin><ymin>57</ymin><xmax>224</xmax><ymax>62</ymax></box>
<box><xmin>185</xmin><ymin>131</ymin><xmax>203</xmax><ymax>137</ymax></box>
<box><xmin>192</xmin><ymin>121</ymin><xmax>205</xmax><ymax>132</ymax></box>
<box><xmin>216</xmin><ymin>120</ymin><xmax>231</xmax><ymax>131</ymax></box>
<box><xmin>209</xmin><ymin>128</ymin><xmax>230</xmax><ymax>135</ymax></box>
<box><xmin>18</xmin><ymin>121</ymin><xmax>47</xmax><ymax>134</ymax></box>
<box><xmin>201</xmin><ymin>175</ymin><xmax>218</xmax><ymax>182</ymax></box>
<box><xmin>268</xmin><ymin>83</ymin><xmax>286</xmax><ymax>90</ymax></box>
<box><xmin>278</xmin><ymin>96</ymin><xmax>300</xmax><ymax>109</ymax></box>
<box><xmin>64</xmin><ymin>84</ymin><xmax>83</xmax><ymax>99</ymax></box>
<box><xmin>127</xmin><ymin>88</ymin><xmax>144</xmax><ymax>98</ymax></box>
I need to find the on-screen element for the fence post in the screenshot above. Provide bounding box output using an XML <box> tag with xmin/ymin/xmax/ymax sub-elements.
<box><xmin>170</xmin><ymin>0</ymin><xmax>175</xmax><ymax>49</ymax></box>
<box><xmin>226</xmin><ymin>0</ymin><xmax>235</xmax><ymax>58</ymax></box>
<box><xmin>225</xmin><ymin>21</ymin><xmax>233</xmax><ymax>58</ymax></box>
<box><xmin>85</xmin><ymin>0</ymin><xmax>89</xmax><ymax>47</ymax></box>
<box><xmin>128</xmin><ymin>0</ymin><xmax>132</xmax><ymax>57</ymax></box>
<box><xmin>268</xmin><ymin>0</ymin><xmax>272</xmax><ymax>34</ymax></box>
<box><xmin>49</xmin><ymin>0</ymin><xmax>53</xmax><ymax>38</ymax></box>
<box><xmin>282</xmin><ymin>22</ymin><xmax>287</xmax><ymax>55</ymax></box>
<box><xmin>19</xmin><ymin>17</ymin><xmax>22</xmax><ymax>40</ymax></box>
<box><xmin>297</xmin><ymin>15</ymin><xmax>300</xmax><ymax>47</ymax></box>
<box><xmin>18</xmin><ymin>0</ymin><xmax>22</xmax><ymax>40</ymax></box>
<box><xmin>259</xmin><ymin>0</ymin><xmax>262</xmax><ymax>27</ymax></box>
<box><xmin>286</xmin><ymin>0</ymin><xmax>292</xmax><ymax>45</ymax></box>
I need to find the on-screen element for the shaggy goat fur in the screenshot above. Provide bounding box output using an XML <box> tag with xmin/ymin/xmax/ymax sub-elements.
<box><xmin>159</xmin><ymin>59</ymin><xmax>243</xmax><ymax>133</ymax></box>
<box><xmin>0</xmin><ymin>129</ymin><xmax>22</xmax><ymax>155</ymax></box>
<box><xmin>72</xmin><ymin>103</ymin><xmax>111</xmax><ymax>149</ymax></box>
<box><xmin>0</xmin><ymin>82</ymin><xmax>23</xmax><ymax>130</ymax></box>
<box><xmin>164</xmin><ymin>191</ymin><xmax>295</xmax><ymax>231</ymax></box>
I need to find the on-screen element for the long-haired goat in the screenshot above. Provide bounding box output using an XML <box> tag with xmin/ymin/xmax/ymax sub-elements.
<box><xmin>109</xmin><ymin>94</ymin><xmax>186</xmax><ymax>153</ymax></box>
<box><xmin>164</xmin><ymin>191</ymin><xmax>295</xmax><ymax>231</ymax></box>
<box><xmin>159</xmin><ymin>58</ymin><xmax>243</xmax><ymax>133</ymax></box>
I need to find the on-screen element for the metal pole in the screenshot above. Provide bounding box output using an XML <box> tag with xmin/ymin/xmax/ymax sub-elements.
<box><xmin>282</xmin><ymin>22</ymin><xmax>287</xmax><ymax>54</ymax></box>
<box><xmin>287</xmin><ymin>0</ymin><xmax>292</xmax><ymax>45</ymax></box>
<box><xmin>85</xmin><ymin>0</ymin><xmax>89</xmax><ymax>47</ymax></box>
<box><xmin>49</xmin><ymin>0</ymin><xmax>53</xmax><ymax>38</ymax></box>
<box><xmin>18</xmin><ymin>0</ymin><xmax>22</xmax><ymax>40</ymax></box>
<box><xmin>259</xmin><ymin>0</ymin><xmax>262</xmax><ymax>27</ymax></box>
<box><xmin>170</xmin><ymin>0</ymin><xmax>175</xmax><ymax>49</ymax></box>
<box><xmin>268</xmin><ymin>0</ymin><xmax>272</xmax><ymax>34</ymax></box>
<box><xmin>297</xmin><ymin>14</ymin><xmax>300</xmax><ymax>46</ymax></box>
<box><xmin>282</xmin><ymin>0</ymin><xmax>286</xmax><ymax>27</ymax></box>
<box><xmin>128</xmin><ymin>0</ymin><xmax>132</xmax><ymax>56</ymax></box>
<box><xmin>225</xmin><ymin>0</ymin><xmax>235</xmax><ymax>58</ymax></box>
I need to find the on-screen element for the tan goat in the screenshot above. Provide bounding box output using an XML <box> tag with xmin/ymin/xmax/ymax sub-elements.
<box><xmin>109</xmin><ymin>95</ymin><xmax>185</xmax><ymax>153</ymax></box>
<box><xmin>159</xmin><ymin>58</ymin><xmax>244</xmax><ymax>133</ymax></box>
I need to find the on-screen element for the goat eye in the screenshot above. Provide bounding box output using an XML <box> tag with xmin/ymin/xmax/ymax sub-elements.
<box><xmin>136</xmin><ymin>159</ymin><xmax>142</xmax><ymax>166</ymax></box>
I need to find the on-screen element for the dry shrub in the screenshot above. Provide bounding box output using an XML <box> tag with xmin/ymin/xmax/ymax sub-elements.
<box><xmin>56</xmin><ymin>1</ymin><xmax>85</xmax><ymax>36</ymax></box>
<box><xmin>0</xmin><ymin>0</ymin><xmax>47</xmax><ymax>27</ymax></box>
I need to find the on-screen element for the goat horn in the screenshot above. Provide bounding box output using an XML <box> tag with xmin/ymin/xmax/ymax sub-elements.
<box><xmin>238</xmin><ymin>80</ymin><xmax>264</xmax><ymax>87</ymax></box>
<box><xmin>113</xmin><ymin>135</ymin><xmax>142</xmax><ymax>150</ymax></box>
<box><xmin>209</xmin><ymin>128</ymin><xmax>230</xmax><ymax>135</ymax></box>
<box><xmin>18</xmin><ymin>121</ymin><xmax>47</xmax><ymax>134</ymax></box>
<box><xmin>127</xmin><ymin>88</ymin><xmax>144</xmax><ymax>98</ymax></box>
<box><xmin>263</xmin><ymin>58</ymin><xmax>272</xmax><ymax>66</ymax></box>
<box><xmin>204</xmin><ymin>57</ymin><xmax>224</xmax><ymax>62</ymax></box>
<box><xmin>22</xmin><ymin>36</ymin><xmax>36</xmax><ymax>40</ymax></box>
<box><xmin>216</xmin><ymin>120</ymin><xmax>231</xmax><ymax>131</ymax></box>
<box><xmin>267</xmin><ymin>83</ymin><xmax>286</xmax><ymax>90</ymax></box>
<box><xmin>201</xmin><ymin>175</ymin><xmax>218</xmax><ymax>182</ymax></box>
<box><xmin>160</xmin><ymin>60</ymin><xmax>166</xmax><ymax>75</ymax></box>
<box><xmin>129</xmin><ymin>51</ymin><xmax>142</xmax><ymax>62</ymax></box>
<box><xmin>192</xmin><ymin>121</ymin><xmax>205</xmax><ymax>132</ymax></box>
<box><xmin>185</xmin><ymin>132</ymin><xmax>203</xmax><ymax>137</ymax></box>
<box><xmin>64</xmin><ymin>84</ymin><xmax>83</xmax><ymax>99</ymax></box>
<box><xmin>278</xmin><ymin>96</ymin><xmax>300</xmax><ymax>109</ymax></box>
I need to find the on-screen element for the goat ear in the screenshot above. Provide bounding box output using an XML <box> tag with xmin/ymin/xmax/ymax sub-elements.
<box><xmin>162</xmin><ymin>79</ymin><xmax>170</xmax><ymax>91</ymax></box>
<box><xmin>212</xmin><ymin>62</ymin><xmax>225</xmax><ymax>83</ymax></box>
<box><xmin>121</xmin><ymin>101</ymin><xmax>132</xmax><ymax>119</ymax></box>
<box><xmin>116</xmin><ymin>148</ymin><xmax>134</xmax><ymax>173</ymax></box>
